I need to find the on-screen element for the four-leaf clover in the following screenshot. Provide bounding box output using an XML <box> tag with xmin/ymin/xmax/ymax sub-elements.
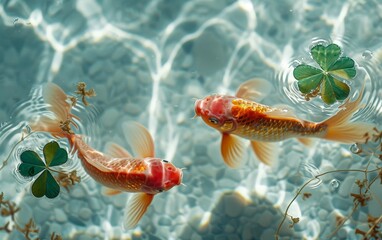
<box><xmin>18</xmin><ymin>141</ymin><xmax>68</xmax><ymax>198</ymax></box>
<box><xmin>293</xmin><ymin>43</ymin><xmax>356</xmax><ymax>104</ymax></box>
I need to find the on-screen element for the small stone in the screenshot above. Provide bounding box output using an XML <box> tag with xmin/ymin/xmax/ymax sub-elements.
<box><xmin>318</xmin><ymin>209</ymin><xmax>328</xmax><ymax>221</ymax></box>
<box><xmin>242</xmin><ymin>223</ymin><xmax>254</xmax><ymax>239</ymax></box>
<box><xmin>158</xmin><ymin>216</ymin><xmax>172</xmax><ymax>226</ymax></box>
<box><xmin>198</xmin><ymin>196</ymin><xmax>211</xmax><ymax>211</ymax></box>
<box><xmin>71</xmin><ymin>186</ymin><xmax>85</xmax><ymax>198</ymax></box>
<box><xmin>224</xmin><ymin>224</ymin><xmax>235</xmax><ymax>233</ymax></box>
<box><xmin>79</xmin><ymin>207</ymin><xmax>92</xmax><ymax>221</ymax></box>
<box><xmin>54</xmin><ymin>208</ymin><xmax>68</xmax><ymax>223</ymax></box>
<box><xmin>111</xmin><ymin>194</ymin><xmax>126</xmax><ymax>209</ymax></box>
<box><xmin>100</xmin><ymin>108</ymin><xmax>120</xmax><ymax>128</ymax></box>
<box><xmin>260</xmin><ymin>229</ymin><xmax>275</xmax><ymax>240</ymax></box>
<box><xmin>223</xmin><ymin>192</ymin><xmax>246</xmax><ymax>218</ymax></box>
<box><xmin>124</xmin><ymin>102</ymin><xmax>141</xmax><ymax>116</ymax></box>
<box><xmin>338</xmin><ymin>176</ymin><xmax>355</xmax><ymax>198</ymax></box>
<box><xmin>258</xmin><ymin>210</ymin><xmax>273</xmax><ymax>227</ymax></box>
<box><xmin>332</xmin><ymin>196</ymin><xmax>350</xmax><ymax>211</ymax></box>
<box><xmin>89</xmin><ymin>198</ymin><xmax>102</xmax><ymax>211</ymax></box>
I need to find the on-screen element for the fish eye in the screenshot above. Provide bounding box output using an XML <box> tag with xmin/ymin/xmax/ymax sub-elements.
<box><xmin>162</xmin><ymin>159</ymin><xmax>169</xmax><ymax>163</ymax></box>
<box><xmin>209</xmin><ymin>117</ymin><xmax>219</xmax><ymax>125</ymax></box>
<box><xmin>158</xmin><ymin>189</ymin><xmax>164</xmax><ymax>193</ymax></box>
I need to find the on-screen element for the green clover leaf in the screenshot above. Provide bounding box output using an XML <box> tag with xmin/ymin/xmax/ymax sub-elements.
<box><xmin>18</xmin><ymin>141</ymin><xmax>68</xmax><ymax>199</ymax></box>
<box><xmin>293</xmin><ymin>43</ymin><xmax>356</xmax><ymax>105</ymax></box>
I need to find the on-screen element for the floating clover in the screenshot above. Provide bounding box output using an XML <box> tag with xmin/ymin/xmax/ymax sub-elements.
<box><xmin>18</xmin><ymin>141</ymin><xmax>68</xmax><ymax>198</ymax></box>
<box><xmin>293</xmin><ymin>43</ymin><xmax>356</xmax><ymax>104</ymax></box>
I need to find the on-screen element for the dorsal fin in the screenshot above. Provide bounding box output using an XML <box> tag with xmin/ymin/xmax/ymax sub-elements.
<box><xmin>122</xmin><ymin>122</ymin><xmax>155</xmax><ymax>158</ymax></box>
<box><xmin>235</xmin><ymin>78</ymin><xmax>272</xmax><ymax>102</ymax></box>
<box><xmin>106</xmin><ymin>142</ymin><xmax>133</xmax><ymax>158</ymax></box>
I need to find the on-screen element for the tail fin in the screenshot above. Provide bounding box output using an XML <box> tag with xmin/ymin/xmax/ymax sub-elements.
<box><xmin>322</xmin><ymin>83</ymin><xmax>374</xmax><ymax>144</ymax></box>
<box><xmin>29</xmin><ymin>83</ymin><xmax>79</xmax><ymax>138</ymax></box>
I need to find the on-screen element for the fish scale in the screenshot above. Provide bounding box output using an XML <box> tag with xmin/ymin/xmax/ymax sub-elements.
<box><xmin>231</xmin><ymin>98</ymin><xmax>327</xmax><ymax>141</ymax></box>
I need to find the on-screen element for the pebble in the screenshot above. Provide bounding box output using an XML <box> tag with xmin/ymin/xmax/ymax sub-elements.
<box><xmin>89</xmin><ymin>198</ymin><xmax>102</xmax><ymax>211</ymax></box>
<box><xmin>124</xmin><ymin>102</ymin><xmax>141</xmax><ymax>115</ymax></box>
<box><xmin>318</xmin><ymin>209</ymin><xmax>328</xmax><ymax>221</ymax></box>
<box><xmin>338</xmin><ymin>176</ymin><xmax>355</xmax><ymax>197</ymax></box>
<box><xmin>158</xmin><ymin>216</ymin><xmax>172</xmax><ymax>226</ymax></box>
<box><xmin>111</xmin><ymin>194</ymin><xmax>127</xmax><ymax>209</ymax></box>
<box><xmin>260</xmin><ymin>229</ymin><xmax>275</xmax><ymax>240</ymax></box>
<box><xmin>15</xmin><ymin>202</ymin><xmax>32</xmax><ymax>225</ymax></box>
<box><xmin>193</xmin><ymin>31</ymin><xmax>228</xmax><ymax>76</ymax></box>
<box><xmin>223</xmin><ymin>192</ymin><xmax>246</xmax><ymax>218</ymax></box>
<box><xmin>71</xmin><ymin>186</ymin><xmax>86</xmax><ymax>198</ymax></box>
<box><xmin>79</xmin><ymin>207</ymin><xmax>92</xmax><ymax>221</ymax></box>
<box><xmin>332</xmin><ymin>196</ymin><xmax>350</xmax><ymax>211</ymax></box>
<box><xmin>54</xmin><ymin>208</ymin><xmax>68</xmax><ymax>223</ymax></box>
<box><xmin>241</xmin><ymin>223</ymin><xmax>254</xmax><ymax>239</ymax></box>
<box><xmin>100</xmin><ymin>107</ymin><xmax>120</xmax><ymax>128</ymax></box>
<box><xmin>258</xmin><ymin>210</ymin><xmax>273</xmax><ymax>227</ymax></box>
<box><xmin>198</xmin><ymin>196</ymin><xmax>211</xmax><ymax>211</ymax></box>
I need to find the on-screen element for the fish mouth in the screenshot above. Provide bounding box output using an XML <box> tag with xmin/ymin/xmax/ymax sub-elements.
<box><xmin>178</xmin><ymin>169</ymin><xmax>183</xmax><ymax>185</ymax></box>
<box><xmin>194</xmin><ymin>99</ymin><xmax>202</xmax><ymax>117</ymax></box>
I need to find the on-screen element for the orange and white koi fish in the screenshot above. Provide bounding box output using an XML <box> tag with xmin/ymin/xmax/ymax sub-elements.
<box><xmin>194</xmin><ymin>79</ymin><xmax>374</xmax><ymax>168</ymax></box>
<box><xmin>29</xmin><ymin>83</ymin><xmax>183</xmax><ymax>229</ymax></box>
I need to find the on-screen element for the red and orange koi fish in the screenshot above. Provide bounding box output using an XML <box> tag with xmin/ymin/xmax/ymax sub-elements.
<box><xmin>29</xmin><ymin>83</ymin><xmax>183</xmax><ymax>229</ymax></box>
<box><xmin>194</xmin><ymin>78</ymin><xmax>374</xmax><ymax>167</ymax></box>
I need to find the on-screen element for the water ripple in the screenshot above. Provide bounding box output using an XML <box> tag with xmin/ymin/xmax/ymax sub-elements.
<box><xmin>276</xmin><ymin>38</ymin><xmax>382</xmax><ymax>125</ymax></box>
<box><xmin>0</xmin><ymin>84</ymin><xmax>102</xmax><ymax>184</ymax></box>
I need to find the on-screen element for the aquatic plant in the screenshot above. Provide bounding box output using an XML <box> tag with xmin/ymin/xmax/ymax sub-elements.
<box><xmin>18</xmin><ymin>141</ymin><xmax>80</xmax><ymax>198</ymax></box>
<box><xmin>74</xmin><ymin>82</ymin><xmax>96</xmax><ymax>106</ymax></box>
<box><xmin>0</xmin><ymin>192</ymin><xmax>63</xmax><ymax>239</ymax></box>
<box><xmin>293</xmin><ymin>43</ymin><xmax>356</xmax><ymax>104</ymax></box>
<box><xmin>275</xmin><ymin>128</ymin><xmax>382</xmax><ymax>239</ymax></box>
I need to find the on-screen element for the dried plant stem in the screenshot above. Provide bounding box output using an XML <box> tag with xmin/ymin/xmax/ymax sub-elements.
<box><xmin>275</xmin><ymin>167</ymin><xmax>382</xmax><ymax>240</ymax></box>
<box><xmin>0</xmin><ymin>131</ymin><xmax>34</xmax><ymax>171</ymax></box>
<box><xmin>327</xmin><ymin>174</ymin><xmax>380</xmax><ymax>238</ymax></box>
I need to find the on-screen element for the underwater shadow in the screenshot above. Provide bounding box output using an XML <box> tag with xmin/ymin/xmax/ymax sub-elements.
<box><xmin>179</xmin><ymin>190</ymin><xmax>301</xmax><ymax>240</ymax></box>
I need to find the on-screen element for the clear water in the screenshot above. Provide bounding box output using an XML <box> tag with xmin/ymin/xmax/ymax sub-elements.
<box><xmin>0</xmin><ymin>0</ymin><xmax>382</xmax><ymax>239</ymax></box>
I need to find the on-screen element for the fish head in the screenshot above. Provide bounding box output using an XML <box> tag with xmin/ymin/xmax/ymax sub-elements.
<box><xmin>143</xmin><ymin>158</ymin><xmax>183</xmax><ymax>194</ymax></box>
<box><xmin>194</xmin><ymin>95</ymin><xmax>237</xmax><ymax>133</ymax></box>
<box><xmin>162</xmin><ymin>160</ymin><xmax>183</xmax><ymax>191</ymax></box>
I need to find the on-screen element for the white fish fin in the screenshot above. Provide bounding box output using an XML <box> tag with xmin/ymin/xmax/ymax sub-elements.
<box><xmin>123</xmin><ymin>193</ymin><xmax>154</xmax><ymax>230</ymax></box>
<box><xmin>250</xmin><ymin>141</ymin><xmax>278</xmax><ymax>166</ymax></box>
<box><xmin>297</xmin><ymin>138</ymin><xmax>314</xmax><ymax>147</ymax></box>
<box><xmin>221</xmin><ymin>133</ymin><xmax>246</xmax><ymax>168</ymax></box>
<box><xmin>235</xmin><ymin>78</ymin><xmax>272</xmax><ymax>102</ymax></box>
<box><xmin>102</xmin><ymin>187</ymin><xmax>122</xmax><ymax>196</ymax></box>
<box><xmin>122</xmin><ymin>122</ymin><xmax>155</xmax><ymax>158</ymax></box>
<box><xmin>106</xmin><ymin>142</ymin><xmax>133</xmax><ymax>158</ymax></box>
<box><xmin>322</xmin><ymin>82</ymin><xmax>375</xmax><ymax>143</ymax></box>
<box><xmin>30</xmin><ymin>83</ymin><xmax>79</xmax><ymax>137</ymax></box>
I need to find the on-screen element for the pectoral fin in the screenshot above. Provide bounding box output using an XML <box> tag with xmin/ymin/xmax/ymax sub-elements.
<box><xmin>221</xmin><ymin>133</ymin><xmax>245</xmax><ymax>168</ymax></box>
<box><xmin>106</xmin><ymin>142</ymin><xmax>133</xmax><ymax>158</ymax></box>
<box><xmin>250</xmin><ymin>141</ymin><xmax>278</xmax><ymax>166</ymax></box>
<box><xmin>122</xmin><ymin>122</ymin><xmax>155</xmax><ymax>158</ymax></box>
<box><xmin>123</xmin><ymin>193</ymin><xmax>154</xmax><ymax>229</ymax></box>
<box><xmin>235</xmin><ymin>78</ymin><xmax>272</xmax><ymax>102</ymax></box>
<box><xmin>102</xmin><ymin>187</ymin><xmax>122</xmax><ymax>196</ymax></box>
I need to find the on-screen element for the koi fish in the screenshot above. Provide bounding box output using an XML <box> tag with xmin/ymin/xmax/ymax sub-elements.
<box><xmin>29</xmin><ymin>83</ymin><xmax>183</xmax><ymax>229</ymax></box>
<box><xmin>194</xmin><ymin>78</ymin><xmax>375</xmax><ymax>167</ymax></box>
